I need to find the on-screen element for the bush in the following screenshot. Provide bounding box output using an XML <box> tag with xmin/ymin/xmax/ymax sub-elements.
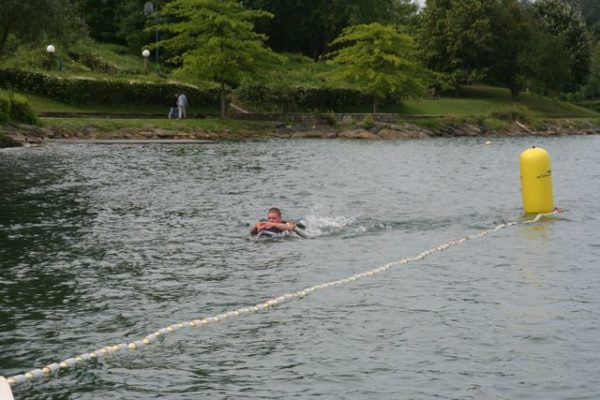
<box><xmin>0</xmin><ymin>69</ymin><xmax>220</xmax><ymax>108</ymax></box>
<box><xmin>318</xmin><ymin>111</ymin><xmax>338</xmax><ymax>127</ymax></box>
<box><xmin>482</xmin><ymin>118</ymin><xmax>509</xmax><ymax>131</ymax></box>
<box><xmin>0</xmin><ymin>92</ymin><xmax>10</xmax><ymax>122</ymax></box>
<box><xmin>9</xmin><ymin>94</ymin><xmax>38</xmax><ymax>124</ymax></box>
<box><xmin>443</xmin><ymin>113</ymin><xmax>462</xmax><ymax>125</ymax></box>
<box><xmin>361</xmin><ymin>114</ymin><xmax>376</xmax><ymax>130</ymax></box>
<box><xmin>0</xmin><ymin>90</ymin><xmax>38</xmax><ymax>124</ymax></box>
<box><xmin>66</xmin><ymin>51</ymin><xmax>120</xmax><ymax>74</ymax></box>
<box><xmin>236</xmin><ymin>84</ymin><xmax>375</xmax><ymax>112</ymax></box>
<box><xmin>490</xmin><ymin>104</ymin><xmax>533</xmax><ymax>123</ymax></box>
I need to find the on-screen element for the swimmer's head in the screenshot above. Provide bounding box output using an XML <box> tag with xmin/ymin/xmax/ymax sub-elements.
<box><xmin>267</xmin><ymin>207</ymin><xmax>282</xmax><ymax>223</ymax></box>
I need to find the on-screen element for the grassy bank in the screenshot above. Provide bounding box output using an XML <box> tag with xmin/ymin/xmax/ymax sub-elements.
<box><xmin>397</xmin><ymin>86</ymin><xmax>599</xmax><ymax>118</ymax></box>
<box><xmin>21</xmin><ymin>85</ymin><xmax>599</xmax><ymax>119</ymax></box>
<box><xmin>41</xmin><ymin>117</ymin><xmax>277</xmax><ymax>133</ymax></box>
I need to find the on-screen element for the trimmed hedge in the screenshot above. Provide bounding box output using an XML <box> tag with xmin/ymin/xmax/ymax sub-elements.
<box><xmin>1</xmin><ymin>69</ymin><xmax>397</xmax><ymax>112</ymax></box>
<box><xmin>0</xmin><ymin>69</ymin><xmax>220</xmax><ymax>108</ymax></box>
<box><xmin>235</xmin><ymin>84</ymin><xmax>377</xmax><ymax>112</ymax></box>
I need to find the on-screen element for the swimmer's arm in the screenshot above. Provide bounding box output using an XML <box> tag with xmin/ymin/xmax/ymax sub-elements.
<box><xmin>276</xmin><ymin>221</ymin><xmax>295</xmax><ymax>232</ymax></box>
<box><xmin>258</xmin><ymin>221</ymin><xmax>295</xmax><ymax>232</ymax></box>
<box><xmin>250</xmin><ymin>221</ymin><xmax>266</xmax><ymax>235</ymax></box>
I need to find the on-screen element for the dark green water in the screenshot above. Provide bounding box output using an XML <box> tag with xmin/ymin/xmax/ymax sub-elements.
<box><xmin>1</xmin><ymin>137</ymin><xmax>599</xmax><ymax>399</ymax></box>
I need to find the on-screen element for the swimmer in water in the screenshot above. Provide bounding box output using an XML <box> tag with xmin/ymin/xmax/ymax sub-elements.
<box><xmin>250</xmin><ymin>207</ymin><xmax>296</xmax><ymax>235</ymax></box>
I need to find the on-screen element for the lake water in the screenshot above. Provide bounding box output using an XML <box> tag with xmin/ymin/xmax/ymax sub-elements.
<box><xmin>1</xmin><ymin>136</ymin><xmax>599</xmax><ymax>399</ymax></box>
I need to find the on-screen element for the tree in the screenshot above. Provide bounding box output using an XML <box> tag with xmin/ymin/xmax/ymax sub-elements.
<box><xmin>115</xmin><ymin>0</ymin><xmax>150</xmax><ymax>50</ymax></box>
<box><xmin>242</xmin><ymin>0</ymin><xmax>418</xmax><ymax>60</ymax></box>
<box><xmin>519</xmin><ymin>31</ymin><xmax>573</xmax><ymax>96</ymax></box>
<box><xmin>418</xmin><ymin>0</ymin><xmax>497</xmax><ymax>87</ymax></box>
<box><xmin>583</xmin><ymin>42</ymin><xmax>600</xmax><ymax>98</ymax></box>
<box><xmin>78</xmin><ymin>0</ymin><xmax>121</xmax><ymax>44</ymax></box>
<box><xmin>485</xmin><ymin>0</ymin><xmax>530</xmax><ymax>99</ymax></box>
<box><xmin>418</xmin><ymin>0</ymin><xmax>587</xmax><ymax>98</ymax></box>
<box><xmin>0</xmin><ymin>0</ymin><xmax>85</xmax><ymax>59</ymax></box>
<box><xmin>533</xmin><ymin>0</ymin><xmax>592</xmax><ymax>90</ymax></box>
<box><xmin>488</xmin><ymin>0</ymin><xmax>580</xmax><ymax>98</ymax></box>
<box><xmin>565</xmin><ymin>0</ymin><xmax>600</xmax><ymax>37</ymax></box>
<box><xmin>157</xmin><ymin>0</ymin><xmax>279</xmax><ymax>118</ymax></box>
<box><xmin>326</xmin><ymin>23</ymin><xmax>425</xmax><ymax>113</ymax></box>
<box><xmin>78</xmin><ymin>0</ymin><xmax>169</xmax><ymax>51</ymax></box>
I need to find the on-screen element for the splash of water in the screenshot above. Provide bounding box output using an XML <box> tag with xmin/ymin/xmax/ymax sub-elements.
<box><xmin>298</xmin><ymin>215</ymin><xmax>357</xmax><ymax>237</ymax></box>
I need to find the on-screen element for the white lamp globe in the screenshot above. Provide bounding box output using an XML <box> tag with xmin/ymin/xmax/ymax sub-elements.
<box><xmin>142</xmin><ymin>49</ymin><xmax>151</xmax><ymax>58</ymax></box>
<box><xmin>47</xmin><ymin>45</ymin><xmax>56</xmax><ymax>54</ymax></box>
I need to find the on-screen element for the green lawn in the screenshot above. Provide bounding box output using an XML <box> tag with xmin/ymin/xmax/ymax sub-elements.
<box><xmin>25</xmin><ymin>93</ymin><xmax>215</xmax><ymax>115</ymax></box>
<box><xmin>397</xmin><ymin>86</ymin><xmax>600</xmax><ymax>118</ymax></box>
<box><xmin>20</xmin><ymin>84</ymin><xmax>600</xmax><ymax>119</ymax></box>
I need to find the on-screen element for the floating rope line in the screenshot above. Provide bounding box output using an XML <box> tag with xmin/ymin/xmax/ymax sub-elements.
<box><xmin>3</xmin><ymin>212</ymin><xmax>554</xmax><ymax>389</ymax></box>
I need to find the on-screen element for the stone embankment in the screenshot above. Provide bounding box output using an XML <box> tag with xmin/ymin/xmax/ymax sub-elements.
<box><xmin>2</xmin><ymin>119</ymin><xmax>600</xmax><ymax>147</ymax></box>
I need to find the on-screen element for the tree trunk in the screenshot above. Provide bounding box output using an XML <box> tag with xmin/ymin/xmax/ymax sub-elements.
<box><xmin>373</xmin><ymin>97</ymin><xmax>378</xmax><ymax>114</ymax></box>
<box><xmin>220</xmin><ymin>85</ymin><xmax>226</xmax><ymax>119</ymax></box>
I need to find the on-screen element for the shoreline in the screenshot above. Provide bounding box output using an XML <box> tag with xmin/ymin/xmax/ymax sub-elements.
<box><xmin>2</xmin><ymin>118</ymin><xmax>600</xmax><ymax>147</ymax></box>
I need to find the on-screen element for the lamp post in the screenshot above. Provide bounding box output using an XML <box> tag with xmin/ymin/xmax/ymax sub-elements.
<box><xmin>46</xmin><ymin>45</ymin><xmax>56</xmax><ymax>71</ymax></box>
<box><xmin>143</xmin><ymin>2</ymin><xmax>160</xmax><ymax>69</ymax></box>
<box><xmin>142</xmin><ymin>49</ymin><xmax>151</xmax><ymax>74</ymax></box>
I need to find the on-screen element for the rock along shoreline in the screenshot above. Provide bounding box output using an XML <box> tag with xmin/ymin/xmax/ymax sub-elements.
<box><xmin>2</xmin><ymin>119</ymin><xmax>600</xmax><ymax>148</ymax></box>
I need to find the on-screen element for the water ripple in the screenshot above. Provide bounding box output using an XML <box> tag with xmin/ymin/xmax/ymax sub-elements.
<box><xmin>1</xmin><ymin>137</ymin><xmax>600</xmax><ymax>399</ymax></box>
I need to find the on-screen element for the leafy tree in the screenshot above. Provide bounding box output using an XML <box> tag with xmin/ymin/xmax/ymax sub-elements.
<box><xmin>419</xmin><ymin>0</ymin><xmax>587</xmax><ymax>97</ymax></box>
<box><xmin>0</xmin><ymin>0</ymin><xmax>85</xmax><ymax>59</ymax></box>
<box><xmin>485</xmin><ymin>0</ymin><xmax>531</xmax><ymax>99</ymax></box>
<box><xmin>565</xmin><ymin>0</ymin><xmax>600</xmax><ymax>37</ymax></box>
<box><xmin>156</xmin><ymin>0</ymin><xmax>280</xmax><ymax>117</ymax></box>
<box><xmin>326</xmin><ymin>23</ymin><xmax>424</xmax><ymax>113</ymax></box>
<box><xmin>533</xmin><ymin>0</ymin><xmax>591</xmax><ymax>90</ymax></box>
<box><xmin>78</xmin><ymin>0</ymin><xmax>172</xmax><ymax>51</ymax></box>
<box><xmin>242</xmin><ymin>0</ymin><xmax>418</xmax><ymax>59</ymax></box>
<box><xmin>519</xmin><ymin>31</ymin><xmax>573</xmax><ymax>96</ymax></box>
<box><xmin>488</xmin><ymin>0</ymin><xmax>579</xmax><ymax>98</ymax></box>
<box><xmin>418</xmin><ymin>0</ymin><xmax>496</xmax><ymax>87</ymax></box>
<box><xmin>583</xmin><ymin>42</ymin><xmax>600</xmax><ymax>98</ymax></box>
<box><xmin>116</xmin><ymin>0</ymin><xmax>172</xmax><ymax>52</ymax></box>
<box><xmin>78</xmin><ymin>0</ymin><xmax>121</xmax><ymax>44</ymax></box>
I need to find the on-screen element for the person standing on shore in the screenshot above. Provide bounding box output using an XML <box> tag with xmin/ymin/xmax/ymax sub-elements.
<box><xmin>177</xmin><ymin>93</ymin><xmax>189</xmax><ymax>119</ymax></box>
<box><xmin>168</xmin><ymin>94</ymin><xmax>178</xmax><ymax>119</ymax></box>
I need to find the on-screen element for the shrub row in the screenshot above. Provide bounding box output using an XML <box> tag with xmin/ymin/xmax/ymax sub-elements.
<box><xmin>235</xmin><ymin>84</ymin><xmax>376</xmax><ymax>112</ymax></box>
<box><xmin>1</xmin><ymin>69</ymin><xmax>391</xmax><ymax>112</ymax></box>
<box><xmin>0</xmin><ymin>91</ymin><xmax>39</xmax><ymax>124</ymax></box>
<box><xmin>0</xmin><ymin>69</ymin><xmax>220</xmax><ymax>107</ymax></box>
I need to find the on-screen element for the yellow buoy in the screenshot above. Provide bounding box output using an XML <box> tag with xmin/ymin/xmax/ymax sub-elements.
<box><xmin>520</xmin><ymin>147</ymin><xmax>554</xmax><ymax>214</ymax></box>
